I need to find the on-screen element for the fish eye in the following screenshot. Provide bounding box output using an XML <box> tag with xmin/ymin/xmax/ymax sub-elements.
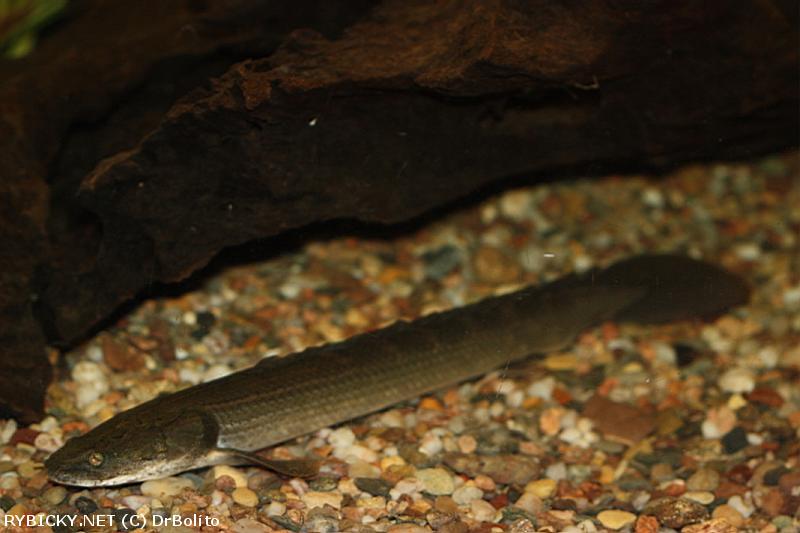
<box><xmin>87</xmin><ymin>451</ymin><xmax>105</xmax><ymax>467</ymax></box>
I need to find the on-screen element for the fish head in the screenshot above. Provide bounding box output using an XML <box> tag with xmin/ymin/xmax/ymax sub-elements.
<box><xmin>46</xmin><ymin>405</ymin><xmax>213</xmax><ymax>487</ymax></box>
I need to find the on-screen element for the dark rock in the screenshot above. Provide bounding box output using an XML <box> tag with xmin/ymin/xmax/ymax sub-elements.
<box><xmin>0</xmin><ymin>494</ymin><xmax>14</xmax><ymax>512</ymax></box>
<box><xmin>0</xmin><ymin>0</ymin><xmax>379</xmax><ymax>422</ymax></box>
<box><xmin>74</xmin><ymin>496</ymin><xmax>97</xmax><ymax>514</ymax></box>
<box><xmin>721</xmin><ymin>426</ymin><xmax>748</xmax><ymax>454</ymax></box>
<box><xmin>644</xmin><ymin>497</ymin><xmax>709</xmax><ymax>529</ymax></box>
<box><xmin>354</xmin><ymin>477</ymin><xmax>393</xmax><ymax>497</ymax></box>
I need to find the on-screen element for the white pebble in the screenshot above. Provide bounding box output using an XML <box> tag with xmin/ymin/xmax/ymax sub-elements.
<box><xmin>203</xmin><ymin>364</ymin><xmax>232</xmax><ymax>382</ymax></box>
<box><xmin>641</xmin><ymin>188</ymin><xmax>665</xmax><ymax>208</ymax></box>
<box><xmin>527</xmin><ymin>377</ymin><xmax>555</xmax><ymax>400</ymax></box>
<box><xmin>418</xmin><ymin>433</ymin><xmax>443</xmax><ymax>456</ymax></box>
<box><xmin>783</xmin><ymin>286</ymin><xmax>800</xmax><ymax>308</ymax></box>
<box><xmin>499</xmin><ymin>190</ymin><xmax>532</xmax><ymax>221</ymax></box>
<box><xmin>33</xmin><ymin>432</ymin><xmax>62</xmax><ymax>453</ymax></box>
<box><xmin>470</xmin><ymin>499</ymin><xmax>497</xmax><ymax>522</ymax></box>
<box><xmin>178</xmin><ymin>368</ymin><xmax>202</xmax><ymax>385</ymax></box>
<box><xmin>378</xmin><ymin>410</ymin><xmax>406</xmax><ymax>428</ymax></box>
<box><xmin>0</xmin><ymin>419</ymin><xmax>17</xmax><ymax>445</ymax></box>
<box><xmin>718</xmin><ymin>368</ymin><xmax>755</xmax><ymax>393</ymax></box>
<box><xmin>727</xmin><ymin>495</ymin><xmax>754</xmax><ymax>517</ymax></box>
<box><xmin>734</xmin><ymin>243</ymin><xmax>761</xmax><ymax>261</ymax></box>
<box><xmin>390</xmin><ymin>478</ymin><xmax>424</xmax><ymax>500</ymax></box>
<box><xmin>335</xmin><ymin>444</ymin><xmax>377</xmax><ymax>464</ymax></box>
<box><xmin>71</xmin><ymin>361</ymin><xmax>109</xmax><ymax>409</ymax></box>
<box><xmin>545</xmin><ymin>462</ymin><xmax>567</xmax><ymax>481</ymax></box>
<box><xmin>71</xmin><ymin>360</ymin><xmax>106</xmax><ymax>383</ymax></box>
<box><xmin>267</xmin><ymin>501</ymin><xmax>286</xmax><ymax>516</ymax></box>
<box><xmin>328</xmin><ymin>427</ymin><xmax>356</xmax><ymax>449</ymax></box>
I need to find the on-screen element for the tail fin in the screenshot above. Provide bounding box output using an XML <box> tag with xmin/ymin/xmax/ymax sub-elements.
<box><xmin>594</xmin><ymin>254</ymin><xmax>750</xmax><ymax>324</ymax></box>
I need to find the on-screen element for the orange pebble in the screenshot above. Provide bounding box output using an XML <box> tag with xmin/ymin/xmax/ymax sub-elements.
<box><xmin>601</xmin><ymin>322</ymin><xmax>619</xmax><ymax>340</ymax></box>
<box><xmin>597</xmin><ymin>377</ymin><xmax>618</xmax><ymax>397</ymax></box>
<box><xmin>522</xmin><ymin>396</ymin><xmax>542</xmax><ymax>409</ymax></box>
<box><xmin>419</xmin><ymin>397</ymin><xmax>444</xmax><ymax>411</ymax></box>
<box><xmin>552</xmin><ymin>388</ymin><xmax>573</xmax><ymax>405</ymax></box>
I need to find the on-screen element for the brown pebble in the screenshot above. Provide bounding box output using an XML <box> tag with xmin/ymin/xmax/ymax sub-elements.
<box><xmin>747</xmin><ymin>387</ymin><xmax>784</xmax><ymax>407</ymax></box>
<box><xmin>634</xmin><ymin>514</ymin><xmax>659</xmax><ymax>533</ymax></box>
<box><xmin>715</xmin><ymin>479</ymin><xmax>747</xmax><ymax>500</ymax></box>
<box><xmin>102</xmin><ymin>334</ymin><xmax>145</xmax><ymax>371</ymax></box>
<box><xmin>25</xmin><ymin>472</ymin><xmax>49</xmax><ymax>491</ymax></box>
<box><xmin>582</xmin><ymin>394</ymin><xmax>655</xmax><ymax>444</ymax></box>
<box><xmin>10</xmin><ymin>428</ymin><xmax>39</xmax><ymax>446</ymax></box>
<box><xmin>711</xmin><ymin>505</ymin><xmax>744</xmax><ymax>528</ymax></box>
<box><xmin>650</xmin><ymin>463</ymin><xmax>674</xmax><ymax>482</ymax></box>
<box><xmin>443</xmin><ymin>453</ymin><xmax>540</xmax><ymax>485</ymax></box>
<box><xmin>434</xmin><ymin>495</ymin><xmax>459</xmax><ymax>514</ymax></box>
<box><xmin>687</xmin><ymin>468</ymin><xmax>720</xmax><ymax>491</ymax></box>
<box><xmin>472</xmin><ymin>246</ymin><xmax>521</xmax><ymax>284</ymax></box>
<box><xmin>758</xmin><ymin>487</ymin><xmax>785</xmax><ymax>517</ymax></box>
<box><xmin>779</xmin><ymin>470</ymin><xmax>800</xmax><ymax>491</ymax></box>
<box><xmin>215</xmin><ymin>474</ymin><xmax>237</xmax><ymax>492</ymax></box>
<box><xmin>644</xmin><ymin>497</ymin><xmax>709</xmax><ymax>529</ymax></box>
<box><xmin>439</xmin><ymin>521</ymin><xmax>469</xmax><ymax>533</ymax></box>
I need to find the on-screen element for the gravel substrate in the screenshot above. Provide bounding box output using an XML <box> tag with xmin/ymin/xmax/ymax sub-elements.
<box><xmin>1</xmin><ymin>152</ymin><xmax>798</xmax><ymax>532</ymax></box>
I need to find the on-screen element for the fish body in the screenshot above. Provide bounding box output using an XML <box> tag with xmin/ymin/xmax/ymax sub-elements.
<box><xmin>45</xmin><ymin>254</ymin><xmax>749</xmax><ymax>486</ymax></box>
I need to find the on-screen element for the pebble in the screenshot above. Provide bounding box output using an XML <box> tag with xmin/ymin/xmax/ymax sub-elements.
<box><xmin>499</xmin><ymin>190</ymin><xmax>532</xmax><ymax>221</ymax></box>
<box><xmin>457</xmin><ymin>435</ymin><xmax>477</xmax><ymax>454</ymax></box>
<box><xmin>71</xmin><ymin>361</ymin><xmax>109</xmax><ymax>408</ymax></box>
<box><xmin>387</xmin><ymin>525</ymin><xmax>432</xmax><ymax>533</ymax></box>
<box><xmin>232</xmin><ymin>518</ymin><xmax>271</xmax><ymax>533</ymax></box>
<box><xmin>418</xmin><ymin>433</ymin><xmax>443</xmax><ymax>456</ymax></box>
<box><xmin>524</xmin><ymin>478</ymin><xmax>556</xmax><ymax>499</ymax></box>
<box><xmin>545</xmin><ymin>462</ymin><xmax>567</xmax><ymax>481</ymax></box>
<box><xmin>726</xmin><ymin>495</ymin><xmax>754</xmax><ymax>518</ymax></box>
<box><xmin>141</xmin><ymin>477</ymin><xmax>194</xmax><ymax>498</ymax></box>
<box><xmin>416</xmin><ymin>468</ymin><xmax>455</xmax><ymax>495</ymax></box>
<box><xmin>514</xmin><ymin>492</ymin><xmax>544</xmax><ymax>514</ymax></box>
<box><xmin>302</xmin><ymin>491</ymin><xmax>343</xmax><ymax>510</ymax></box>
<box><xmin>718</xmin><ymin>368</ymin><xmax>756</xmax><ymax>393</ymax></box>
<box><xmin>645</xmin><ymin>497</ymin><xmax>709</xmax><ymax>528</ymax></box>
<box><xmin>596</xmin><ymin>510</ymin><xmax>636</xmax><ymax>530</ymax></box>
<box><xmin>702</xmin><ymin>406</ymin><xmax>737</xmax><ymax>439</ymax></box>
<box><xmin>267</xmin><ymin>501</ymin><xmax>286</xmax><ymax>516</ymax></box>
<box><xmin>355</xmin><ymin>477</ymin><xmax>393</xmax><ymax>497</ymax></box>
<box><xmin>74</xmin><ymin>496</ymin><xmax>98</xmax><ymax>514</ymax></box>
<box><xmin>721</xmin><ymin>426</ymin><xmax>748</xmax><ymax>453</ymax></box>
<box><xmin>211</xmin><ymin>465</ymin><xmax>248</xmax><ymax>487</ymax></box>
<box><xmin>684</xmin><ymin>491</ymin><xmax>715</xmax><ymax>505</ymax></box>
<box><xmin>682</xmin><ymin>518</ymin><xmax>739</xmax><ymax>533</ymax></box>
<box><xmin>451</xmin><ymin>485</ymin><xmax>483</xmax><ymax>505</ymax></box>
<box><xmin>232</xmin><ymin>487</ymin><xmax>259</xmax><ymax>507</ymax></box>
<box><xmin>348</xmin><ymin>459</ymin><xmax>381</xmax><ymax>478</ymax></box>
<box><xmin>469</xmin><ymin>498</ymin><xmax>497</xmax><ymax>522</ymax></box>
<box><xmin>472</xmin><ymin>246</ymin><xmax>520</xmax><ymax>284</ymax></box>
<box><xmin>711</xmin><ymin>504</ymin><xmax>744</xmax><ymax>527</ymax></box>
<box><xmin>444</xmin><ymin>453</ymin><xmax>540</xmax><ymax>485</ymax></box>
<box><xmin>328</xmin><ymin>427</ymin><xmax>356</xmax><ymax>448</ymax></box>
<box><xmin>42</xmin><ymin>486</ymin><xmax>67</xmax><ymax>505</ymax></box>
<box><xmin>687</xmin><ymin>468</ymin><xmax>720</xmax><ymax>491</ymax></box>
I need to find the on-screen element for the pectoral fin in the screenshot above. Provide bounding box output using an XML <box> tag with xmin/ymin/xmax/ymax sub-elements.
<box><xmin>214</xmin><ymin>448</ymin><xmax>320</xmax><ymax>478</ymax></box>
